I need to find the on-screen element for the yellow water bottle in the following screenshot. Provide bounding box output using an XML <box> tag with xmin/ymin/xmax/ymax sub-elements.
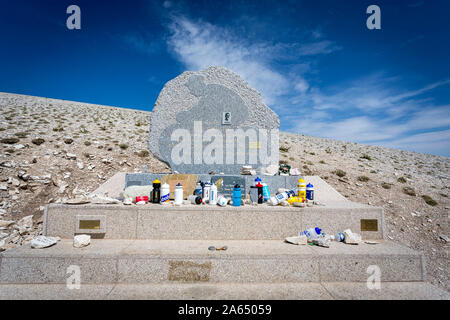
<box><xmin>297</xmin><ymin>178</ymin><xmax>306</xmax><ymax>199</ymax></box>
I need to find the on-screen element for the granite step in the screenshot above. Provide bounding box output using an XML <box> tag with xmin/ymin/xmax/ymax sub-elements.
<box><xmin>0</xmin><ymin>239</ymin><xmax>424</xmax><ymax>285</ymax></box>
<box><xmin>0</xmin><ymin>282</ymin><xmax>448</xmax><ymax>300</ymax></box>
<box><xmin>44</xmin><ymin>201</ymin><xmax>385</xmax><ymax>240</ymax></box>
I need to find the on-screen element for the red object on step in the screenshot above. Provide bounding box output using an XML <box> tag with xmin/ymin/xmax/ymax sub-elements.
<box><xmin>136</xmin><ymin>196</ymin><xmax>149</xmax><ymax>203</ymax></box>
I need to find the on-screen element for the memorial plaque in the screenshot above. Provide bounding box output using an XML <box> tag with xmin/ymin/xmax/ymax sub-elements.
<box><xmin>75</xmin><ymin>215</ymin><xmax>106</xmax><ymax>234</ymax></box>
<box><xmin>79</xmin><ymin>220</ymin><xmax>101</xmax><ymax>230</ymax></box>
<box><xmin>361</xmin><ymin>219</ymin><xmax>378</xmax><ymax>231</ymax></box>
<box><xmin>210</xmin><ymin>175</ymin><xmax>246</xmax><ymax>198</ymax></box>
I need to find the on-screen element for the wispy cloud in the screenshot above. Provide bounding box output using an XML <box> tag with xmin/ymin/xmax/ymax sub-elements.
<box><xmin>166</xmin><ymin>16</ymin><xmax>289</xmax><ymax>104</ymax></box>
<box><xmin>162</xmin><ymin>15</ymin><xmax>449</xmax><ymax>156</ymax></box>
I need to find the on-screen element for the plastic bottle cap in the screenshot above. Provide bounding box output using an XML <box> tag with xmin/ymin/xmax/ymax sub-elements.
<box><xmin>256</xmin><ymin>182</ymin><xmax>263</xmax><ymax>187</ymax></box>
<box><xmin>307</xmin><ymin>183</ymin><xmax>313</xmax><ymax>188</ymax></box>
<box><xmin>176</xmin><ymin>182</ymin><xmax>182</xmax><ymax>186</ymax></box>
<box><xmin>153</xmin><ymin>179</ymin><xmax>161</xmax><ymax>184</ymax></box>
<box><xmin>315</xmin><ymin>227</ymin><xmax>322</xmax><ymax>235</ymax></box>
<box><xmin>255</xmin><ymin>177</ymin><xmax>262</xmax><ymax>182</ymax></box>
<box><xmin>234</xmin><ymin>184</ymin><xmax>240</xmax><ymax>188</ymax></box>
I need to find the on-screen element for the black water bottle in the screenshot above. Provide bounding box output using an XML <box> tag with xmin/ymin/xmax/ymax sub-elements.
<box><xmin>152</xmin><ymin>179</ymin><xmax>161</xmax><ymax>203</ymax></box>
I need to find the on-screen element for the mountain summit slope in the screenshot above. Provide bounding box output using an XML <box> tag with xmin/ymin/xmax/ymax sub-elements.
<box><xmin>0</xmin><ymin>92</ymin><xmax>448</xmax><ymax>291</ymax></box>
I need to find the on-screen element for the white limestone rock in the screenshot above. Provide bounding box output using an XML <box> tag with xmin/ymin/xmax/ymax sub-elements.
<box><xmin>0</xmin><ymin>220</ymin><xmax>14</xmax><ymax>228</ymax></box>
<box><xmin>73</xmin><ymin>234</ymin><xmax>91</xmax><ymax>248</ymax></box>
<box><xmin>123</xmin><ymin>185</ymin><xmax>153</xmax><ymax>203</ymax></box>
<box><xmin>89</xmin><ymin>194</ymin><xmax>121</xmax><ymax>204</ymax></box>
<box><xmin>343</xmin><ymin>229</ymin><xmax>362</xmax><ymax>245</ymax></box>
<box><xmin>31</xmin><ymin>236</ymin><xmax>60</xmax><ymax>249</ymax></box>
<box><xmin>285</xmin><ymin>235</ymin><xmax>307</xmax><ymax>245</ymax></box>
<box><xmin>263</xmin><ymin>164</ymin><xmax>278</xmax><ymax>176</ymax></box>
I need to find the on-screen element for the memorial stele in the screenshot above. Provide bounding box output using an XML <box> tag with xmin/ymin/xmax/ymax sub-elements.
<box><xmin>148</xmin><ymin>66</ymin><xmax>280</xmax><ymax>174</ymax></box>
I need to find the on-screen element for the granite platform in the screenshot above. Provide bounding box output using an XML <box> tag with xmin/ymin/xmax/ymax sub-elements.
<box><xmin>43</xmin><ymin>201</ymin><xmax>384</xmax><ymax>240</ymax></box>
<box><xmin>0</xmin><ymin>239</ymin><xmax>425</xmax><ymax>284</ymax></box>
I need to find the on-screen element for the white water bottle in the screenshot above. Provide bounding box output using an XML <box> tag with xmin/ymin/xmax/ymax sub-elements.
<box><xmin>269</xmin><ymin>190</ymin><xmax>295</xmax><ymax>205</ymax></box>
<box><xmin>217</xmin><ymin>195</ymin><xmax>228</xmax><ymax>206</ymax></box>
<box><xmin>209</xmin><ymin>184</ymin><xmax>217</xmax><ymax>205</ymax></box>
<box><xmin>174</xmin><ymin>183</ymin><xmax>183</xmax><ymax>205</ymax></box>
<box><xmin>299</xmin><ymin>227</ymin><xmax>322</xmax><ymax>240</ymax></box>
<box><xmin>160</xmin><ymin>183</ymin><xmax>170</xmax><ymax>205</ymax></box>
<box><xmin>203</xmin><ymin>181</ymin><xmax>211</xmax><ymax>203</ymax></box>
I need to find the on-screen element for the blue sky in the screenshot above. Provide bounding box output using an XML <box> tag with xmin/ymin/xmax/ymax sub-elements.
<box><xmin>1</xmin><ymin>0</ymin><xmax>449</xmax><ymax>156</ymax></box>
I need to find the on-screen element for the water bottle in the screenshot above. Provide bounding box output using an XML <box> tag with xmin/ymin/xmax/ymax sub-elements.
<box><xmin>269</xmin><ymin>190</ymin><xmax>295</xmax><ymax>205</ymax></box>
<box><xmin>160</xmin><ymin>183</ymin><xmax>170</xmax><ymax>204</ymax></box>
<box><xmin>256</xmin><ymin>182</ymin><xmax>264</xmax><ymax>204</ymax></box>
<box><xmin>262</xmin><ymin>183</ymin><xmax>270</xmax><ymax>202</ymax></box>
<box><xmin>194</xmin><ymin>181</ymin><xmax>202</xmax><ymax>196</ymax></box>
<box><xmin>297</xmin><ymin>178</ymin><xmax>306</xmax><ymax>199</ymax></box>
<box><xmin>203</xmin><ymin>181</ymin><xmax>211</xmax><ymax>203</ymax></box>
<box><xmin>306</xmin><ymin>183</ymin><xmax>314</xmax><ymax>201</ymax></box>
<box><xmin>233</xmin><ymin>184</ymin><xmax>241</xmax><ymax>207</ymax></box>
<box><xmin>174</xmin><ymin>183</ymin><xmax>183</xmax><ymax>205</ymax></box>
<box><xmin>152</xmin><ymin>179</ymin><xmax>161</xmax><ymax>203</ymax></box>
<box><xmin>299</xmin><ymin>227</ymin><xmax>322</xmax><ymax>240</ymax></box>
<box><xmin>334</xmin><ymin>233</ymin><xmax>345</xmax><ymax>242</ymax></box>
<box><xmin>209</xmin><ymin>184</ymin><xmax>217</xmax><ymax>205</ymax></box>
<box><xmin>217</xmin><ymin>195</ymin><xmax>228</xmax><ymax>206</ymax></box>
<box><xmin>188</xmin><ymin>195</ymin><xmax>202</xmax><ymax>205</ymax></box>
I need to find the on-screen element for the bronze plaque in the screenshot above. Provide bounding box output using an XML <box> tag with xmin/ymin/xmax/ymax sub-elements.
<box><xmin>79</xmin><ymin>220</ymin><xmax>101</xmax><ymax>230</ymax></box>
<box><xmin>361</xmin><ymin>219</ymin><xmax>378</xmax><ymax>231</ymax></box>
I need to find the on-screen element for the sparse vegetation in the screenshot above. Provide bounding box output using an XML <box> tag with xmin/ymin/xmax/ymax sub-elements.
<box><xmin>397</xmin><ymin>177</ymin><xmax>407</xmax><ymax>183</ymax></box>
<box><xmin>381</xmin><ymin>182</ymin><xmax>392</xmax><ymax>189</ymax></box>
<box><xmin>357</xmin><ymin>176</ymin><xmax>370</xmax><ymax>182</ymax></box>
<box><xmin>119</xmin><ymin>143</ymin><xmax>129</xmax><ymax>150</ymax></box>
<box><xmin>138</xmin><ymin>150</ymin><xmax>150</xmax><ymax>157</ymax></box>
<box><xmin>403</xmin><ymin>186</ymin><xmax>416</xmax><ymax>196</ymax></box>
<box><xmin>64</xmin><ymin>138</ymin><xmax>74</xmax><ymax>144</ymax></box>
<box><xmin>279</xmin><ymin>146</ymin><xmax>290</xmax><ymax>153</ymax></box>
<box><xmin>360</xmin><ymin>154</ymin><xmax>372</xmax><ymax>160</ymax></box>
<box><xmin>422</xmin><ymin>195</ymin><xmax>437</xmax><ymax>206</ymax></box>
<box><xmin>31</xmin><ymin>138</ymin><xmax>45</xmax><ymax>145</ymax></box>
<box><xmin>1</xmin><ymin>137</ymin><xmax>20</xmax><ymax>144</ymax></box>
<box><xmin>333</xmin><ymin>169</ymin><xmax>346</xmax><ymax>177</ymax></box>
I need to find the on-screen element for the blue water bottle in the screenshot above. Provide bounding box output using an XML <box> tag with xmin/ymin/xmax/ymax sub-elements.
<box><xmin>233</xmin><ymin>184</ymin><xmax>241</xmax><ymax>207</ymax></box>
<box><xmin>306</xmin><ymin>183</ymin><xmax>314</xmax><ymax>201</ymax></box>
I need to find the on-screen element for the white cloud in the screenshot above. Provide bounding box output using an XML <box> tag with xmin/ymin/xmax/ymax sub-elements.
<box><xmin>163</xmin><ymin>16</ymin><xmax>450</xmax><ymax>157</ymax></box>
<box><xmin>294</xmin><ymin>77</ymin><xmax>309</xmax><ymax>93</ymax></box>
<box><xmin>297</xmin><ymin>40</ymin><xmax>341</xmax><ymax>56</ymax></box>
<box><xmin>167</xmin><ymin>17</ymin><xmax>289</xmax><ymax>104</ymax></box>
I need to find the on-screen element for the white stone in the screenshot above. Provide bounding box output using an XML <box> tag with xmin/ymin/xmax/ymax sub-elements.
<box><xmin>285</xmin><ymin>235</ymin><xmax>307</xmax><ymax>245</ymax></box>
<box><xmin>14</xmin><ymin>144</ymin><xmax>25</xmax><ymax>150</ymax></box>
<box><xmin>0</xmin><ymin>220</ymin><xmax>14</xmax><ymax>228</ymax></box>
<box><xmin>123</xmin><ymin>186</ymin><xmax>153</xmax><ymax>203</ymax></box>
<box><xmin>66</xmin><ymin>153</ymin><xmax>77</xmax><ymax>160</ymax></box>
<box><xmin>343</xmin><ymin>229</ymin><xmax>362</xmax><ymax>245</ymax></box>
<box><xmin>30</xmin><ymin>236</ymin><xmax>60</xmax><ymax>249</ymax></box>
<box><xmin>77</xmin><ymin>162</ymin><xmax>84</xmax><ymax>169</ymax></box>
<box><xmin>123</xmin><ymin>198</ymin><xmax>132</xmax><ymax>205</ymax></box>
<box><xmin>64</xmin><ymin>198</ymin><xmax>91</xmax><ymax>205</ymax></box>
<box><xmin>263</xmin><ymin>164</ymin><xmax>278</xmax><ymax>176</ymax></box>
<box><xmin>0</xmin><ymin>185</ymin><xmax>8</xmax><ymax>191</ymax></box>
<box><xmin>89</xmin><ymin>194</ymin><xmax>121</xmax><ymax>204</ymax></box>
<box><xmin>73</xmin><ymin>234</ymin><xmax>90</xmax><ymax>248</ymax></box>
<box><xmin>16</xmin><ymin>215</ymin><xmax>33</xmax><ymax>229</ymax></box>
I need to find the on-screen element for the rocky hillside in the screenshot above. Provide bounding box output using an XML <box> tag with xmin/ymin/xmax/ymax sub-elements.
<box><xmin>0</xmin><ymin>92</ymin><xmax>448</xmax><ymax>291</ymax></box>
